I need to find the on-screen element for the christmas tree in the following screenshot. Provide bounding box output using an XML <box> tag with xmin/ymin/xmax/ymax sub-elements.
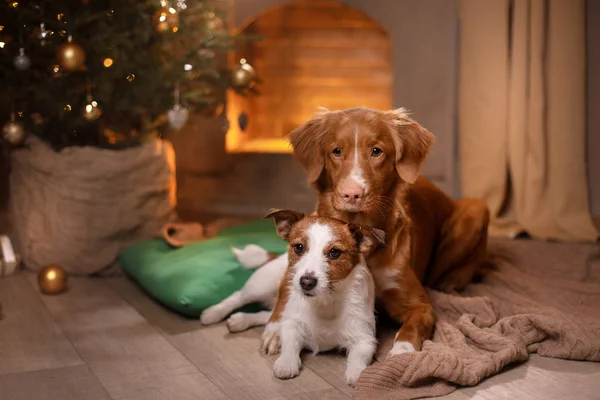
<box><xmin>0</xmin><ymin>0</ymin><xmax>258</xmax><ymax>150</ymax></box>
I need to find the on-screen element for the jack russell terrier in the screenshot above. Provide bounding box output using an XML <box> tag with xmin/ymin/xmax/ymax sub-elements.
<box><xmin>201</xmin><ymin>209</ymin><xmax>385</xmax><ymax>385</ymax></box>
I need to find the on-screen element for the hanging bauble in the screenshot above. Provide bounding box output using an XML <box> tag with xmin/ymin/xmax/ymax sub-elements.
<box><xmin>231</xmin><ymin>59</ymin><xmax>256</xmax><ymax>89</ymax></box>
<box><xmin>167</xmin><ymin>84</ymin><xmax>189</xmax><ymax>130</ymax></box>
<box><xmin>14</xmin><ymin>48</ymin><xmax>31</xmax><ymax>71</ymax></box>
<box><xmin>167</xmin><ymin>105</ymin><xmax>189</xmax><ymax>130</ymax></box>
<box><xmin>56</xmin><ymin>35</ymin><xmax>85</xmax><ymax>72</ymax></box>
<box><xmin>2</xmin><ymin>113</ymin><xmax>27</xmax><ymax>146</ymax></box>
<box><xmin>153</xmin><ymin>6</ymin><xmax>179</xmax><ymax>33</ymax></box>
<box><xmin>82</xmin><ymin>100</ymin><xmax>102</xmax><ymax>121</ymax></box>
<box><xmin>238</xmin><ymin>112</ymin><xmax>248</xmax><ymax>132</ymax></box>
<box><xmin>37</xmin><ymin>264</ymin><xmax>69</xmax><ymax>295</ymax></box>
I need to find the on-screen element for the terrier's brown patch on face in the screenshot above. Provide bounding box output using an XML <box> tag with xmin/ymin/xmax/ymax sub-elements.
<box><xmin>286</xmin><ymin>217</ymin><xmax>362</xmax><ymax>288</ymax></box>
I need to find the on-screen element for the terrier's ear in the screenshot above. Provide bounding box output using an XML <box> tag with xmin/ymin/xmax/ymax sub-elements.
<box><xmin>348</xmin><ymin>224</ymin><xmax>386</xmax><ymax>254</ymax></box>
<box><xmin>263</xmin><ymin>208</ymin><xmax>305</xmax><ymax>241</ymax></box>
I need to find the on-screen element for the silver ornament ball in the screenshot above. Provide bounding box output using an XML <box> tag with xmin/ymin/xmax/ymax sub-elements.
<box><xmin>2</xmin><ymin>120</ymin><xmax>27</xmax><ymax>146</ymax></box>
<box><xmin>14</xmin><ymin>48</ymin><xmax>31</xmax><ymax>71</ymax></box>
<box><xmin>231</xmin><ymin>60</ymin><xmax>256</xmax><ymax>89</ymax></box>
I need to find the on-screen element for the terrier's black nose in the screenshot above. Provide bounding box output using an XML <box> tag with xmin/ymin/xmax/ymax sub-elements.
<box><xmin>300</xmin><ymin>275</ymin><xmax>317</xmax><ymax>291</ymax></box>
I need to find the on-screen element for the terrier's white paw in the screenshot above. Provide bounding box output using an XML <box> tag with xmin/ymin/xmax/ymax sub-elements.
<box><xmin>387</xmin><ymin>341</ymin><xmax>416</xmax><ymax>358</ymax></box>
<box><xmin>273</xmin><ymin>355</ymin><xmax>301</xmax><ymax>380</ymax></box>
<box><xmin>231</xmin><ymin>245</ymin><xmax>269</xmax><ymax>269</ymax></box>
<box><xmin>260</xmin><ymin>323</ymin><xmax>281</xmax><ymax>355</ymax></box>
<box><xmin>226</xmin><ymin>312</ymin><xmax>250</xmax><ymax>333</ymax></box>
<box><xmin>344</xmin><ymin>362</ymin><xmax>367</xmax><ymax>386</ymax></box>
<box><xmin>200</xmin><ymin>306</ymin><xmax>226</xmax><ymax>326</ymax></box>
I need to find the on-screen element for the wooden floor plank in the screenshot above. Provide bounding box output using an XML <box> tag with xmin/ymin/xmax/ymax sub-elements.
<box><xmin>108</xmin><ymin>275</ymin><xmax>336</xmax><ymax>400</ymax></box>
<box><xmin>30</xmin><ymin>274</ymin><xmax>229</xmax><ymax>400</ymax></box>
<box><xmin>0</xmin><ymin>274</ymin><xmax>83</xmax><ymax>375</ymax></box>
<box><xmin>459</xmin><ymin>354</ymin><xmax>600</xmax><ymax>400</ymax></box>
<box><xmin>0</xmin><ymin>365</ymin><xmax>111</xmax><ymax>400</ymax></box>
<box><xmin>287</xmin><ymin>388</ymin><xmax>350</xmax><ymax>399</ymax></box>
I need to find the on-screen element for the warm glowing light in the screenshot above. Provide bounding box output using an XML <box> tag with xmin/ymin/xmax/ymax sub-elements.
<box><xmin>126</xmin><ymin>73</ymin><xmax>135</xmax><ymax>82</ymax></box>
<box><xmin>0</xmin><ymin>42</ymin><xmax>5</xmax><ymax>49</ymax></box>
<box><xmin>240</xmin><ymin>58</ymin><xmax>247</xmax><ymax>64</ymax></box>
<box><xmin>10</xmin><ymin>2</ymin><xmax>18</xmax><ymax>8</ymax></box>
<box><xmin>0</xmin><ymin>26</ymin><xmax>4</xmax><ymax>31</ymax></box>
<box><xmin>91</xmin><ymin>101</ymin><xmax>98</xmax><ymax>107</ymax></box>
<box><xmin>184</xmin><ymin>64</ymin><xmax>192</xmax><ymax>71</ymax></box>
<box><xmin>103</xmin><ymin>58</ymin><xmax>113</xmax><ymax>67</ymax></box>
<box><xmin>64</xmin><ymin>104</ymin><xmax>72</xmax><ymax>111</ymax></box>
<box><xmin>57</xmin><ymin>13</ymin><xmax>64</xmax><ymax>20</ymax></box>
<box><xmin>85</xmin><ymin>104</ymin><xmax>93</xmax><ymax>113</ymax></box>
<box><xmin>159</xmin><ymin>13</ymin><xmax>167</xmax><ymax>22</ymax></box>
<box><xmin>169</xmin><ymin>7</ymin><xmax>176</xmax><ymax>14</ymax></box>
<box><xmin>47</xmin><ymin>271</ymin><xmax>56</xmax><ymax>280</ymax></box>
<box><xmin>53</xmin><ymin>65</ymin><xmax>60</xmax><ymax>73</ymax></box>
<box><xmin>172</xmin><ymin>27</ymin><xmax>178</xmax><ymax>32</ymax></box>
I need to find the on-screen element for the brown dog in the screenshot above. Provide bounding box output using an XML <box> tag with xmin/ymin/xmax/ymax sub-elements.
<box><xmin>262</xmin><ymin>107</ymin><xmax>489</xmax><ymax>357</ymax></box>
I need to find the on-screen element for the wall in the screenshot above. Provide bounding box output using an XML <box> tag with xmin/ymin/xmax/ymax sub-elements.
<box><xmin>176</xmin><ymin>0</ymin><xmax>460</xmax><ymax>220</ymax></box>
<box><xmin>587</xmin><ymin>0</ymin><xmax>600</xmax><ymax>220</ymax></box>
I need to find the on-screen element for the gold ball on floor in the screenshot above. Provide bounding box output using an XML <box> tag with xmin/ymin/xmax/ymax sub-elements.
<box><xmin>37</xmin><ymin>265</ymin><xmax>69</xmax><ymax>295</ymax></box>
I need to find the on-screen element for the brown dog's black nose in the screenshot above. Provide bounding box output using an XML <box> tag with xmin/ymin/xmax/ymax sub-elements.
<box><xmin>300</xmin><ymin>274</ymin><xmax>317</xmax><ymax>291</ymax></box>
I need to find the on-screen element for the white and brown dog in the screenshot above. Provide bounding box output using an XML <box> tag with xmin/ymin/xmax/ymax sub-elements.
<box><xmin>262</xmin><ymin>209</ymin><xmax>384</xmax><ymax>385</ymax></box>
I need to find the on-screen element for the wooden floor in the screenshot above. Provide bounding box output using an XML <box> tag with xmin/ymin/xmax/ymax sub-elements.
<box><xmin>0</xmin><ymin>273</ymin><xmax>599</xmax><ymax>400</ymax></box>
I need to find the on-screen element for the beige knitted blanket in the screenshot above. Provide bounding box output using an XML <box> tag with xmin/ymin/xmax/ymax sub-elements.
<box><xmin>354</xmin><ymin>239</ymin><xmax>600</xmax><ymax>399</ymax></box>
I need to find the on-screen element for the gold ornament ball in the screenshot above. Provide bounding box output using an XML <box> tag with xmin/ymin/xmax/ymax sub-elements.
<box><xmin>2</xmin><ymin>120</ymin><xmax>27</xmax><ymax>146</ymax></box>
<box><xmin>37</xmin><ymin>265</ymin><xmax>69</xmax><ymax>295</ymax></box>
<box><xmin>231</xmin><ymin>61</ymin><xmax>256</xmax><ymax>89</ymax></box>
<box><xmin>153</xmin><ymin>7</ymin><xmax>179</xmax><ymax>33</ymax></box>
<box><xmin>82</xmin><ymin>101</ymin><xmax>102</xmax><ymax>121</ymax></box>
<box><xmin>56</xmin><ymin>37</ymin><xmax>85</xmax><ymax>72</ymax></box>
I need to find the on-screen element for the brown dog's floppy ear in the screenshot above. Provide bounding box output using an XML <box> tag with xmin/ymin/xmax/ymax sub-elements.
<box><xmin>348</xmin><ymin>224</ymin><xmax>386</xmax><ymax>254</ymax></box>
<box><xmin>263</xmin><ymin>208</ymin><xmax>305</xmax><ymax>241</ymax></box>
<box><xmin>386</xmin><ymin>108</ymin><xmax>435</xmax><ymax>184</ymax></box>
<box><xmin>288</xmin><ymin>112</ymin><xmax>330</xmax><ymax>187</ymax></box>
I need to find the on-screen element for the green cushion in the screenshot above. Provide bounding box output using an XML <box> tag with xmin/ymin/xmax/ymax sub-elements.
<box><xmin>119</xmin><ymin>219</ymin><xmax>287</xmax><ymax>317</ymax></box>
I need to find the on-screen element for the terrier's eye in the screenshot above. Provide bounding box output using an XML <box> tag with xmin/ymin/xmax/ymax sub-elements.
<box><xmin>329</xmin><ymin>248</ymin><xmax>342</xmax><ymax>259</ymax></box>
<box><xmin>292</xmin><ymin>243</ymin><xmax>304</xmax><ymax>255</ymax></box>
<box><xmin>332</xmin><ymin>147</ymin><xmax>342</xmax><ymax>157</ymax></box>
<box><xmin>372</xmin><ymin>147</ymin><xmax>383</xmax><ymax>157</ymax></box>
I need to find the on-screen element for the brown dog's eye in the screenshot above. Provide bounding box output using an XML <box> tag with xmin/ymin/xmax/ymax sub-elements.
<box><xmin>292</xmin><ymin>243</ymin><xmax>304</xmax><ymax>255</ymax></box>
<box><xmin>328</xmin><ymin>248</ymin><xmax>342</xmax><ymax>259</ymax></box>
<box><xmin>332</xmin><ymin>147</ymin><xmax>342</xmax><ymax>157</ymax></box>
<box><xmin>372</xmin><ymin>147</ymin><xmax>383</xmax><ymax>157</ymax></box>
